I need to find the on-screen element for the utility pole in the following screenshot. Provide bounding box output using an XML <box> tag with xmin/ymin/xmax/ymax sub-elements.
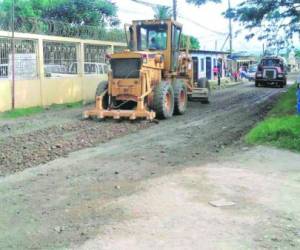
<box><xmin>228</xmin><ymin>0</ymin><xmax>233</xmax><ymax>55</ymax></box>
<box><xmin>11</xmin><ymin>0</ymin><xmax>15</xmax><ymax>109</ymax></box>
<box><xmin>173</xmin><ymin>0</ymin><xmax>177</xmax><ymax>20</ymax></box>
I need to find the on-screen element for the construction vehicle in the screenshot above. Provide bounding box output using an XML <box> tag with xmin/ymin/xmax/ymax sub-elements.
<box><xmin>83</xmin><ymin>19</ymin><xmax>210</xmax><ymax>120</ymax></box>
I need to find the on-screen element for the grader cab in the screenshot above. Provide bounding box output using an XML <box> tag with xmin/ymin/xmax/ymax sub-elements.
<box><xmin>83</xmin><ymin>19</ymin><xmax>210</xmax><ymax>120</ymax></box>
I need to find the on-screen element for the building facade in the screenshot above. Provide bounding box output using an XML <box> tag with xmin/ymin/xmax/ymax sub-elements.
<box><xmin>189</xmin><ymin>50</ymin><xmax>230</xmax><ymax>80</ymax></box>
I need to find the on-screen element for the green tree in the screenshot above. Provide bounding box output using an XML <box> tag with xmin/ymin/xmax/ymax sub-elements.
<box><xmin>229</xmin><ymin>1</ymin><xmax>300</xmax><ymax>51</ymax></box>
<box><xmin>180</xmin><ymin>34</ymin><xmax>200</xmax><ymax>50</ymax></box>
<box><xmin>43</xmin><ymin>0</ymin><xmax>119</xmax><ymax>26</ymax></box>
<box><xmin>186</xmin><ymin>0</ymin><xmax>300</xmax><ymax>52</ymax></box>
<box><xmin>153</xmin><ymin>5</ymin><xmax>172</xmax><ymax>20</ymax></box>
<box><xmin>0</xmin><ymin>0</ymin><xmax>119</xmax><ymax>27</ymax></box>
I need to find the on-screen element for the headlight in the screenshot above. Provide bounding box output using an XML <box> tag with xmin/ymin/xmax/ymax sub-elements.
<box><xmin>278</xmin><ymin>74</ymin><xmax>283</xmax><ymax>78</ymax></box>
<box><xmin>256</xmin><ymin>73</ymin><xmax>262</xmax><ymax>77</ymax></box>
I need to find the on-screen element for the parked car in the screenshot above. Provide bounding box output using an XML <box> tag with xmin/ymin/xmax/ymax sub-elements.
<box><xmin>255</xmin><ymin>56</ymin><xmax>287</xmax><ymax>88</ymax></box>
<box><xmin>44</xmin><ymin>64</ymin><xmax>69</xmax><ymax>77</ymax></box>
<box><xmin>247</xmin><ymin>64</ymin><xmax>257</xmax><ymax>81</ymax></box>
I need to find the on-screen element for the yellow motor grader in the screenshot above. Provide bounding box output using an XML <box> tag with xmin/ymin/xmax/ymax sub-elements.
<box><xmin>83</xmin><ymin>19</ymin><xmax>210</xmax><ymax>120</ymax></box>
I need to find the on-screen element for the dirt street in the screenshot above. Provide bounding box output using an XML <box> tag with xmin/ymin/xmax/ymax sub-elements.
<box><xmin>0</xmin><ymin>80</ymin><xmax>299</xmax><ymax>249</ymax></box>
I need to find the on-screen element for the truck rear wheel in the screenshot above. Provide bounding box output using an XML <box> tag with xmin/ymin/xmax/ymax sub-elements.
<box><xmin>95</xmin><ymin>81</ymin><xmax>109</xmax><ymax>109</ymax></box>
<box><xmin>173</xmin><ymin>80</ymin><xmax>187</xmax><ymax>115</ymax></box>
<box><xmin>153</xmin><ymin>82</ymin><xmax>174</xmax><ymax>119</ymax></box>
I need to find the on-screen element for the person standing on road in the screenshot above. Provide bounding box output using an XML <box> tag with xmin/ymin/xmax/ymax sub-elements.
<box><xmin>217</xmin><ymin>62</ymin><xmax>222</xmax><ymax>87</ymax></box>
<box><xmin>213</xmin><ymin>66</ymin><xmax>219</xmax><ymax>80</ymax></box>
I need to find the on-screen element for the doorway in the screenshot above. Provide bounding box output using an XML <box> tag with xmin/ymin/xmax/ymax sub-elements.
<box><xmin>206</xmin><ymin>57</ymin><xmax>212</xmax><ymax>80</ymax></box>
<box><xmin>192</xmin><ymin>57</ymin><xmax>199</xmax><ymax>82</ymax></box>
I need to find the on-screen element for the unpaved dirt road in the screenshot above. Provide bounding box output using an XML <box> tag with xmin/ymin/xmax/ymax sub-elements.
<box><xmin>0</xmin><ymin>79</ymin><xmax>299</xmax><ymax>249</ymax></box>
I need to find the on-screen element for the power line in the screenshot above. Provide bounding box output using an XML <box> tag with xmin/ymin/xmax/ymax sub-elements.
<box><xmin>128</xmin><ymin>0</ymin><xmax>226</xmax><ymax>36</ymax></box>
<box><xmin>130</xmin><ymin>0</ymin><xmax>170</xmax><ymax>8</ymax></box>
<box><xmin>178</xmin><ymin>15</ymin><xmax>227</xmax><ymax>36</ymax></box>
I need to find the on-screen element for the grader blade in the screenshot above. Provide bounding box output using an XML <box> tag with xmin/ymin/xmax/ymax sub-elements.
<box><xmin>83</xmin><ymin>95</ymin><xmax>156</xmax><ymax>121</ymax></box>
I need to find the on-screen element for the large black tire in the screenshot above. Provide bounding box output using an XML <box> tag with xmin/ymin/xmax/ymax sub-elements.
<box><xmin>255</xmin><ymin>81</ymin><xmax>259</xmax><ymax>87</ymax></box>
<box><xmin>173</xmin><ymin>80</ymin><xmax>187</xmax><ymax>115</ymax></box>
<box><xmin>153</xmin><ymin>82</ymin><xmax>174</xmax><ymax>119</ymax></box>
<box><xmin>95</xmin><ymin>81</ymin><xmax>109</xmax><ymax>109</ymax></box>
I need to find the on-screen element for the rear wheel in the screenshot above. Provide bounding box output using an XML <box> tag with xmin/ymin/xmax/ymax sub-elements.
<box><xmin>173</xmin><ymin>80</ymin><xmax>187</xmax><ymax>115</ymax></box>
<box><xmin>255</xmin><ymin>81</ymin><xmax>260</xmax><ymax>87</ymax></box>
<box><xmin>95</xmin><ymin>81</ymin><xmax>109</xmax><ymax>109</ymax></box>
<box><xmin>153</xmin><ymin>82</ymin><xmax>174</xmax><ymax>119</ymax></box>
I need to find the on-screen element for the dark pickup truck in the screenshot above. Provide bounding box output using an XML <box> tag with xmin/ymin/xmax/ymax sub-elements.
<box><xmin>255</xmin><ymin>56</ymin><xmax>287</xmax><ymax>88</ymax></box>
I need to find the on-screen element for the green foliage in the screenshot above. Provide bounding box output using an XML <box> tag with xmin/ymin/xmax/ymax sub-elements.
<box><xmin>180</xmin><ymin>34</ymin><xmax>200</xmax><ymax>50</ymax></box>
<box><xmin>43</xmin><ymin>0</ymin><xmax>119</xmax><ymax>26</ymax></box>
<box><xmin>0</xmin><ymin>0</ymin><xmax>123</xmax><ymax>41</ymax></box>
<box><xmin>246</xmin><ymin>116</ymin><xmax>300</xmax><ymax>152</ymax></box>
<box><xmin>153</xmin><ymin>6</ymin><xmax>172</xmax><ymax>20</ymax></box>
<box><xmin>186</xmin><ymin>0</ymin><xmax>299</xmax><ymax>53</ymax></box>
<box><xmin>0</xmin><ymin>0</ymin><xmax>119</xmax><ymax>28</ymax></box>
<box><xmin>246</xmin><ymin>84</ymin><xmax>300</xmax><ymax>152</ymax></box>
<box><xmin>269</xmin><ymin>84</ymin><xmax>297</xmax><ymax>117</ymax></box>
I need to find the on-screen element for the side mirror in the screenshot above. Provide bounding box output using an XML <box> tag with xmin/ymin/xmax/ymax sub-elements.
<box><xmin>258</xmin><ymin>64</ymin><xmax>263</xmax><ymax>71</ymax></box>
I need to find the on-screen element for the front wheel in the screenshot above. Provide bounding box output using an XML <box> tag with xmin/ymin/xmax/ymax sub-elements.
<box><xmin>173</xmin><ymin>80</ymin><xmax>187</xmax><ymax>115</ymax></box>
<box><xmin>153</xmin><ymin>82</ymin><xmax>174</xmax><ymax>119</ymax></box>
<box><xmin>279</xmin><ymin>81</ymin><xmax>284</xmax><ymax>88</ymax></box>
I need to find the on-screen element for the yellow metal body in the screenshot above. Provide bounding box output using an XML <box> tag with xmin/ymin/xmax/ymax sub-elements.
<box><xmin>84</xmin><ymin>19</ymin><xmax>205</xmax><ymax>120</ymax></box>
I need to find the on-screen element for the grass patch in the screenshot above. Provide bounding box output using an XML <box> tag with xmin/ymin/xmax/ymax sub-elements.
<box><xmin>0</xmin><ymin>106</ymin><xmax>44</xmax><ymax>119</ymax></box>
<box><xmin>0</xmin><ymin>101</ymin><xmax>83</xmax><ymax>119</ymax></box>
<box><xmin>246</xmin><ymin>84</ymin><xmax>300</xmax><ymax>152</ymax></box>
<box><xmin>269</xmin><ymin>84</ymin><xmax>297</xmax><ymax>117</ymax></box>
<box><xmin>50</xmin><ymin>101</ymin><xmax>83</xmax><ymax>110</ymax></box>
<box><xmin>246</xmin><ymin>116</ymin><xmax>300</xmax><ymax>151</ymax></box>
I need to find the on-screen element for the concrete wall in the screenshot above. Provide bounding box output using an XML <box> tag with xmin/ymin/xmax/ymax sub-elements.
<box><xmin>0</xmin><ymin>31</ymin><xmax>126</xmax><ymax>112</ymax></box>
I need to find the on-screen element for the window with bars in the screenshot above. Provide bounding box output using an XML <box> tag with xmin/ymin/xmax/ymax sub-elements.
<box><xmin>0</xmin><ymin>38</ymin><xmax>37</xmax><ymax>79</ymax></box>
<box><xmin>43</xmin><ymin>42</ymin><xmax>78</xmax><ymax>77</ymax></box>
<box><xmin>84</xmin><ymin>44</ymin><xmax>109</xmax><ymax>75</ymax></box>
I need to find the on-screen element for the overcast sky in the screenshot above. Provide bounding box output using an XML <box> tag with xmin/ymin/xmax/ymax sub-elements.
<box><xmin>113</xmin><ymin>0</ymin><xmax>265</xmax><ymax>53</ymax></box>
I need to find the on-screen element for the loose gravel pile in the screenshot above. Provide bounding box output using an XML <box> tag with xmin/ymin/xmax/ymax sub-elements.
<box><xmin>0</xmin><ymin>119</ymin><xmax>151</xmax><ymax>176</ymax></box>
